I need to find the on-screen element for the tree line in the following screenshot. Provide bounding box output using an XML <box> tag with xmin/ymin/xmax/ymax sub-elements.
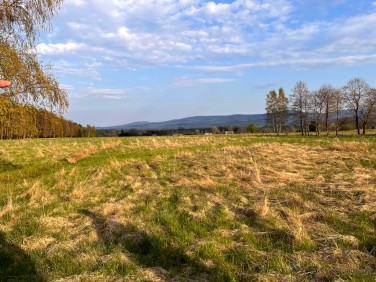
<box><xmin>266</xmin><ymin>78</ymin><xmax>376</xmax><ymax>135</ymax></box>
<box><xmin>98</xmin><ymin>126</ymin><xmax>248</xmax><ymax>137</ymax></box>
<box><xmin>0</xmin><ymin>96</ymin><xmax>95</xmax><ymax>139</ymax></box>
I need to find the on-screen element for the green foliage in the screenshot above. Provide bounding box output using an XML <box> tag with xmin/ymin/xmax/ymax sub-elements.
<box><xmin>0</xmin><ymin>98</ymin><xmax>95</xmax><ymax>139</ymax></box>
<box><xmin>265</xmin><ymin>87</ymin><xmax>289</xmax><ymax>134</ymax></box>
<box><xmin>339</xmin><ymin>116</ymin><xmax>356</xmax><ymax>131</ymax></box>
<box><xmin>0</xmin><ymin>0</ymin><xmax>68</xmax><ymax>113</ymax></box>
<box><xmin>246</xmin><ymin>123</ymin><xmax>258</xmax><ymax>133</ymax></box>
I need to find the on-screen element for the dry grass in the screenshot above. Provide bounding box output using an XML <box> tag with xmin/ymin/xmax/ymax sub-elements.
<box><xmin>66</xmin><ymin>146</ymin><xmax>99</xmax><ymax>163</ymax></box>
<box><xmin>0</xmin><ymin>135</ymin><xmax>375</xmax><ymax>281</ymax></box>
<box><xmin>328</xmin><ymin>141</ymin><xmax>370</xmax><ymax>152</ymax></box>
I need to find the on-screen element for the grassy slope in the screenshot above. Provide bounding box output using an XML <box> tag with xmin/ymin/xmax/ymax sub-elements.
<box><xmin>0</xmin><ymin>135</ymin><xmax>375</xmax><ymax>281</ymax></box>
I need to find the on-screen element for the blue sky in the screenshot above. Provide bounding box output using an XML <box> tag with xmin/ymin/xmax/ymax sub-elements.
<box><xmin>37</xmin><ymin>0</ymin><xmax>376</xmax><ymax>126</ymax></box>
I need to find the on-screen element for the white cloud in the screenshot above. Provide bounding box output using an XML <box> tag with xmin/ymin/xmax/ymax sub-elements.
<box><xmin>65</xmin><ymin>0</ymin><xmax>86</xmax><ymax>7</ymax></box>
<box><xmin>60</xmin><ymin>84</ymin><xmax>75</xmax><ymax>91</ymax></box>
<box><xmin>52</xmin><ymin>59</ymin><xmax>102</xmax><ymax>80</ymax></box>
<box><xmin>102</xmin><ymin>95</ymin><xmax>124</xmax><ymax>100</ymax></box>
<box><xmin>71</xmin><ymin>85</ymin><xmax>152</xmax><ymax>100</ymax></box>
<box><xmin>173</xmin><ymin>76</ymin><xmax>235</xmax><ymax>87</ymax></box>
<box><xmin>36</xmin><ymin>42</ymin><xmax>85</xmax><ymax>55</ymax></box>
<box><xmin>203</xmin><ymin>2</ymin><xmax>232</xmax><ymax>16</ymax></box>
<box><xmin>39</xmin><ymin>0</ymin><xmax>376</xmax><ymax>74</ymax></box>
<box><xmin>255</xmin><ymin>82</ymin><xmax>276</xmax><ymax>89</ymax></box>
<box><xmin>42</xmin><ymin>0</ymin><xmax>293</xmax><ymax>64</ymax></box>
<box><xmin>85</xmin><ymin>88</ymin><xmax>128</xmax><ymax>96</ymax></box>
<box><xmin>187</xmin><ymin>54</ymin><xmax>376</xmax><ymax>73</ymax></box>
<box><xmin>73</xmin><ymin>87</ymin><xmax>129</xmax><ymax>100</ymax></box>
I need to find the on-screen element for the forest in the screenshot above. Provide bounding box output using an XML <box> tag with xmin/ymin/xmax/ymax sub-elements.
<box><xmin>0</xmin><ymin>97</ymin><xmax>96</xmax><ymax>139</ymax></box>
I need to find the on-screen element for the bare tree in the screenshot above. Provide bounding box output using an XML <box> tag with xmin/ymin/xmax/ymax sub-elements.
<box><xmin>318</xmin><ymin>84</ymin><xmax>337</xmax><ymax>135</ymax></box>
<box><xmin>359</xmin><ymin>88</ymin><xmax>376</xmax><ymax>135</ymax></box>
<box><xmin>343</xmin><ymin>78</ymin><xmax>371</xmax><ymax>135</ymax></box>
<box><xmin>309</xmin><ymin>90</ymin><xmax>324</xmax><ymax>135</ymax></box>
<box><xmin>332</xmin><ymin>88</ymin><xmax>344</xmax><ymax>135</ymax></box>
<box><xmin>290</xmin><ymin>81</ymin><xmax>310</xmax><ymax>136</ymax></box>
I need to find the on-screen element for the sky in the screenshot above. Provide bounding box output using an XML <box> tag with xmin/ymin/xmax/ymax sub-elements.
<box><xmin>37</xmin><ymin>0</ymin><xmax>376</xmax><ymax>127</ymax></box>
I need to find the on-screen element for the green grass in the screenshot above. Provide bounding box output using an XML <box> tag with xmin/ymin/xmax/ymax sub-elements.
<box><xmin>0</xmin><ymin>134</ymin><xmax>375</xmax><ymax>281</ymax></box>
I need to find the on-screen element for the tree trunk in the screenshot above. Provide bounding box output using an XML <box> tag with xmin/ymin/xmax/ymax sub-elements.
<box><xmin>325</xmin><ymin>111</ymin><xmax>329</xmax><ymax>136</ymax></box>
<box><xmin>300</xmin><ymin>112</ymin><xmax>304</xmax><ymax>136</ymax></box>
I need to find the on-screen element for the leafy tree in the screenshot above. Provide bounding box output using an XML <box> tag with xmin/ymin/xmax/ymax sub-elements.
<box><xmin>0</xmin><ymin>0</ymin><xmax>68</xmax><ymax>113</ymax></box>
<box><xmin>265</xmin><ymin>87</ymin><xmax>288</xmax><ymax>135</ymax></box>
<box><xmin>0</xmin><ymin>97</ymin><xmax>13</xmax><ymax>139</ymax></box>
<box><xmin>246</xmin><ymin>123</ymin><xmax>258</xmax><ymax>133</ymax></box>
<box><xmin>0</xmin><ymin>98</ymin><xmax>93</xmax><ymax>139</ymax></box>
<box><xmin>266</xmin><ymin>90</ymin><xmax>278</xmax><ymax>133</ymax></box>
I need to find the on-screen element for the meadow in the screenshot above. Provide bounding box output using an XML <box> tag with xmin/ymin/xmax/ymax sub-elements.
<box><xmin>0</xmin><ymin>134</ymin><xmax>375</xmax><ymax>281</ymax></box>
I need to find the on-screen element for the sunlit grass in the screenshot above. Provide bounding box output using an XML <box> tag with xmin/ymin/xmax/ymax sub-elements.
<box><xmin>0</xmin><ymin>135</ymin><xmax>375</xmax><ymax>281</ymax></box>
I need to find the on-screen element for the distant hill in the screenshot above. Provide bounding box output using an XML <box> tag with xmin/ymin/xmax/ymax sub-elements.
<box><xmin>97</xmin><ymin>114</ymin><xmax>267</xmax><ymax>130</ymax></box>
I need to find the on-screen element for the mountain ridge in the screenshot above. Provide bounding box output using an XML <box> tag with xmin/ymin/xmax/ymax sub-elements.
<box><xmin>97</xmin><ymin>114</ymin><xmax>267</xmax><ymax>130</ymax></box>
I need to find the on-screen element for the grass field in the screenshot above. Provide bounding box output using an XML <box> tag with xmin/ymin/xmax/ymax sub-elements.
<box><xmin>0</xmin><ymin>135</ymin><xmax>375</xmax><ymax>281</ymax></box>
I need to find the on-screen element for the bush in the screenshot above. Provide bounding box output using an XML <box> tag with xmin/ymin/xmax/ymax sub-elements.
<box><xmin>246</xmin><ymin>124</ymin><xmax>258</xmax><ymax>133</ymax></box>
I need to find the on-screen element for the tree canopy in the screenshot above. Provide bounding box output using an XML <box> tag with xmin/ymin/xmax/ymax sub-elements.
<box><xmin>265</xmin><ymin>87</ymin><xmax>289</xmax><ymax>135</ymax></box>
<box><xmin>0</xmin><ymin>0</ymin><xmax>68</xmax><ymax>113</ymax></box>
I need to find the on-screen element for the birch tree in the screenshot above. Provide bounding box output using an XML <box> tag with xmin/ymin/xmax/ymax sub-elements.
<box><xmin>265</xmin><ymin>88</ymin><xmax>289</xmax><ymax>135</ymax></box>
<box><xmin>0</xmin><ymin>0</ymin><xmax>68</xmax><ymax>113</ymax></box>
<box><xmin>290</xmin><ymin>81</ymin><xmax>310</xmax><ymax>136</ymax></box>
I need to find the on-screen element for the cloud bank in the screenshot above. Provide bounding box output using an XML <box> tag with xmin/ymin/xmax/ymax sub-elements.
<box><xmin>39</xmin><ymin>0</ymin><xmax>376</xmax><ymax>71</ymax></box>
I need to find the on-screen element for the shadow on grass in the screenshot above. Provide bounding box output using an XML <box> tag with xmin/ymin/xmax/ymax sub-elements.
<box><xmin>235</xmin><ymin>207</ymin><xmax>296</xmax><ymax>252</ymax></box>
<box><xmin>80</xmin><ymin>209</ymin><xmax>209</xmax><ymax>278</ymax></box>
<box><xmin>0</xmin><ymin>231</ymin><xmax>45</xmax><ymax>282</ymax></box>
<box><xmin>0</xmin><ymin>160</ymin><xmax>22</xmax><ymax>173</ymax></box>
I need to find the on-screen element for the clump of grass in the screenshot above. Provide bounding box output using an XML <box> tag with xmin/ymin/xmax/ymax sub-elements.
<box><xmin>257</xmin><ymin>194</ymin><xmax>269</xmax><ymax>218</ymax></box>
<box><xmin>286</xmin><ymin>211</ymin><xmax>311</xmax><ymax>243</ymax></box>
<box><xmin>0</xmin><ymin>194</ymin><xmax>14</xmax><ymax>218</ymax></box>
<box><xmin>251</xmin><ymin>157</ymin><xmax>262</xmax><ymax>185</ymax></box>
<box><xmin>328</xmin><ymin>141</ymin><xmax>369</xmax><ymax>152</ymax></box>
<box><xmin>101</xmin><ymin>140</ymin><xmax>122</xmax><ymax>150</ymax></box>
<box><xmin>25</xmin><ymin>180</ymin><xmax>54</xmax><ymax>208</ymax></box>
<box><xmin>66</xmin><ymin>146</ymin><xmax>99</xmax><ymax>164</ymax></box>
